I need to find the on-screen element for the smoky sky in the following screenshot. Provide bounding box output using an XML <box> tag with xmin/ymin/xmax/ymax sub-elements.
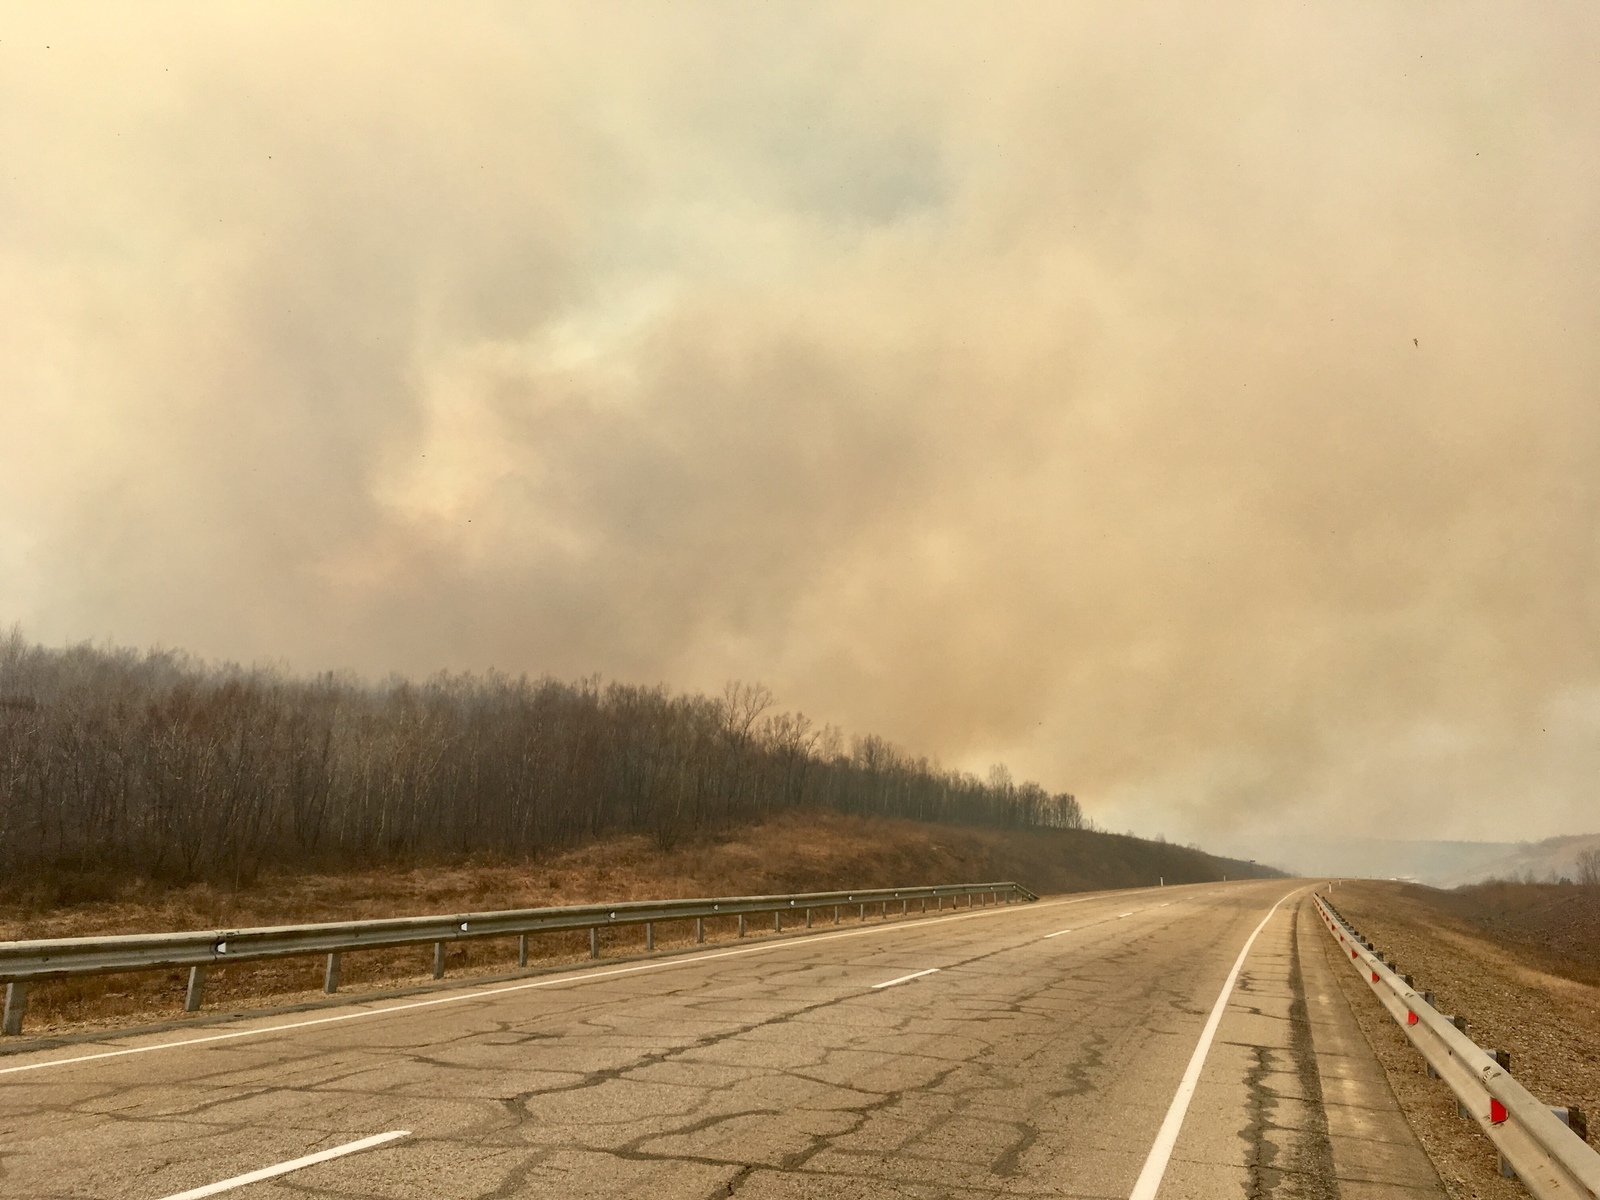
<box><xmin>4</xmin><ymin>3</ymin><xmax>1599</xmax><ymax>849</ymax></box>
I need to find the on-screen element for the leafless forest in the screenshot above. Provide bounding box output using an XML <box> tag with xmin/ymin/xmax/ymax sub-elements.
<box><xmin>0</xmin><ymin>633</ymin><xmax>1084</xmax><ymax>885</ymax></box>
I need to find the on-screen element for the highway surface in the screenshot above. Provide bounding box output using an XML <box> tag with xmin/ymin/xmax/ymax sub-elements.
<box><xmin>0</xmin><ymin>880</ymin><xmax>1448</xmax><ymax>1199</ymax></box>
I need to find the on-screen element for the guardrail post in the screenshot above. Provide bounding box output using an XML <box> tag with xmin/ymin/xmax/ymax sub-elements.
<box><xmin>901</xmin><ymin>899</ymin><xmax>908</xmax><ymax>915</ymax></box>
<box><xmin>833</xmin><ymin>905</ymin><xmax>840</xmax><ymax>924</ymax></box>
<box><xmin>937</xmin><ymin>896</ymin><xmax>943</xmax><ymax>911</ymax></box>
<box><xmin>590</xmin><ymin>928</ymin><xmax>599</xmax><ymax>958</ymax></box>
<box><xmin>185</xmin><ymin>966</ymin><xmax>207</xmax><ymax>1011</ymax></box>
<box><xmin>805</xmin><ymin>908</ymin><xmax>812</xmax><ymax>928</ymax></box>
<box><xmin>859</xmin><ymin>904</ymin><xmax>866</xmax><ymax>921</ymax></box>
<box><xmin>880</xmin><ymin>901</ymin><xmax>887</xmax><ymax>919</ymax></box>
<box><xmin>645</xmin><ymin>922</ymin><xmax>654</xmax><ymax>951</ymax></box>
<box><xmin>696</xmin><ymin>917</ymin><xmax>705</xmax><ymax>944</ymax></box>
<box><xmin>324</xmin><ymin>953</ymin><xmax>341</xmax><ymax>994</ymax></box>
<box><xmin>518</xmin><ymin>935</ymin><xmax>528</xmax><ymax>967</ymax></box>
<box><xmin>2</xmin><ymin>982</ymin><xmax>26</xmax><ymax>1035</ymax></box>
<box><xmin>433</xmin><ymin>942</ymin><xmax>446</xmax><ymax>979</ymax></box>
<box><xmin>1554</xmin><ymin>1106</ymin><xmax>1588</xmax><ymax>1143</ymax></box>
<box><xmin>738</xmin><ymin>914</ymin><xmax>746</xmax><ymax>937</ymax></box>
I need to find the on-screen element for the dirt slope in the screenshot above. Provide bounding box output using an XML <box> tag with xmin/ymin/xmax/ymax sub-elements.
<box><xmin>1322</xmin><ymin>881</ymin><xmax>1600</xmax><ymax>1200</ymax></box>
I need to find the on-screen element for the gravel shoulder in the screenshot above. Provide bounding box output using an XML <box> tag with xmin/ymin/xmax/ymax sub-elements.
<box><xmin>1317</xmin><ymin>881</ymin><xmax>1600</xmax><ymax>1200</ymax></box>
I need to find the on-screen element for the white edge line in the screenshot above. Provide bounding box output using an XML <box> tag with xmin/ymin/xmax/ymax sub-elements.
<box><xmin>1127</xmin><ymin>888</ymin><xmax>1300</xmax><ymax>1200</ymax></box>
<box><xmin>0</xmin><ymin>888</ymin><xmax>1148</xmax><ymax>1077</ymax></box>
<box><xmin>157</xmin><ymin>1130</ymin><xmax>410</xmax><ymax>1200</ymax></box>
<box><xmin>871</xmin><ymin>968</ymin><xmax>940</xmax><ymax>989</ymax></box>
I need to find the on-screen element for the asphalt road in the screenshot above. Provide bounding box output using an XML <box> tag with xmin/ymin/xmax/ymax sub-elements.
<box><xmin>0</xmin><ymin>880</ymin><xmax>1449</xmax><ymax>1199</ymax></box>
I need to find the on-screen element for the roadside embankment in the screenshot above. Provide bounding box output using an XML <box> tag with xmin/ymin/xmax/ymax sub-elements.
<box><xmin>1321</xmin><ymin>881</ymin><xmax>1600</xmax><ymax>1200</ymax></box>
<box><xmin>0</xmin><ymin>810</ymin><xmax>1268</xmax><ymax>1038</ymax></box>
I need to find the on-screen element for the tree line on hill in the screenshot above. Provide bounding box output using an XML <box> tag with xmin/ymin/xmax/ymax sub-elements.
<box><xmin>0</xmin><ymin>633</ymin><xmax>1085</xmax><ymax>884</ymax></box>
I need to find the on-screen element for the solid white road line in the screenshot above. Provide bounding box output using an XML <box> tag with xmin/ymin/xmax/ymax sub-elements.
<box><xmin>1126</xmin><ymin>888</ymin><xmax>1298</xmax><ymax>1200</ymax></box>
<box><xmin>0</xmin><ymin>888</ymin><xmax>1152</xmax><ymax>1077</ymax></box>
<box><xmin>157</xmin><ymin>1130</ymin><xmax>410</xmax><ymax>1200</ymax></box>
<box><xmin>871</xmin><ymin>968</ymin><xmax>939</xmax><ymax>989</ymax></box>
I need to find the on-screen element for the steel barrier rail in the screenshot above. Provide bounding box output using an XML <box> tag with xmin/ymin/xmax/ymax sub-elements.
<box><xmin>0</xmin><ymin>880</ymin><xmax>1038</xmax><ymax>1036</ymax></box>
<box><xmin>1313</xmin><ymin>892</ymin><xmax>1600</xmax><ymax>1200</ymax></box>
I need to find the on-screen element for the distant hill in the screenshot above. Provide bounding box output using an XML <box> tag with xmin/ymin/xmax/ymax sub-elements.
<box><xmin>1426</xmin><ymin>832</ymin><xmax>1600</xmax><ymax>887</ymax></box>
<box><xmin>1232</xmin><ymin>833</ymin><xmax>1600</xmax><ymax>887</ymax></box>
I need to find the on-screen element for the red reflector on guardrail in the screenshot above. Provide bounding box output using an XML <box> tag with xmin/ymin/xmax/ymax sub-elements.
<box><xmin>1352</xmin><ymin>949</ymin><xmax>1359</xmax><ymax>958</ymax></box>
<box><xmin>1371</xmin><ymin>971</ymin><xmax>1380</xmax><ymax>982</ymax></box>
<box><xmin>1407</xmin><ymin>1011</ymin><xmax>1418</xmax><ymax>1025</ymax></box>
<box><xmin>1491</xmin><ymin>1099</ymin><xmax>1508</xmax><ymax>1125</ymax></box>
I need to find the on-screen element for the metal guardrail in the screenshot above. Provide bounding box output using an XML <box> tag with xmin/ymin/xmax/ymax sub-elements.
<box><xmin>0</xmin><ymin>880</ymin><xmax>1038</xmax><ymax>1036</ymax></box>
<box><xmin>1314</xmin><ymin>891</ymin><xmax>1600</xmax><ymax>1200</ymax></box>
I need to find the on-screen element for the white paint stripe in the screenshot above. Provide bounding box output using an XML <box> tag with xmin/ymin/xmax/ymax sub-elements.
<box><xmin>871</xmin><ymin>968</ymin><xmax>939</xmax><ymax>989</ymax></box>
<box><xmin>0</xmin><ymin>888</ymin><xmax>1150</xmax><ymax>1077</ymax></box>
<box><xmin>1127</xmin><ymin>889</ymin><xmax>1298</xmax><ymax>1200</ymax></box>
<box><xmin>1043</xmin><ymin>928</ymin><xmax>1074</xmax><ymax>938</ymax></box>
<box><xmin>1118</xmin><ymin>912</ymin><xmax>1135</xmax><ymax>918</ymax></box>
<box><xmin>156</xmin><ymin>1130</ymin><xmax>410</xmax><ymax>1200</ymax></box>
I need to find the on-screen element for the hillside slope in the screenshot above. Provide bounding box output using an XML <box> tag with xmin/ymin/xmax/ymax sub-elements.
<box><xmin>0</xmin><ymin>809</ymin><xmax>1278</xmax><ymax>1036</ymax></box>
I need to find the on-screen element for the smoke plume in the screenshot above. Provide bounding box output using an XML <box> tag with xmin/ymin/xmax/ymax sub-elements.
<box><xmin>3</xmin><ymin>3</ymin><xmax>1598</xmax><ymax>848</ymax></box>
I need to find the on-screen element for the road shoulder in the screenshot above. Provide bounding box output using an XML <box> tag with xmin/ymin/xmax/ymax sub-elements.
<box><xmin>1297</xmin><ymin>897</ymin><xmax>1450</xmax><ymax>1200</ymax></box>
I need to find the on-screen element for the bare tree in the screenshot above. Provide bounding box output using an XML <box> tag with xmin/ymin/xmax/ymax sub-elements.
<box><xmin>1576</xmin><ymin>847</ymin><xmax>1600</xmax><ymax>887</ymax></box>
<box><xmin>0</xmin><ymin>637</ymin><xmax>1091</xmax><ymax>884</ymax></box>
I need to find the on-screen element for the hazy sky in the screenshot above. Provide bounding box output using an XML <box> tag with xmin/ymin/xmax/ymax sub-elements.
<box><xmin>4</xmin><ymin>4</ymin><xmax>1598</xmax><ymax>851</ymax></box>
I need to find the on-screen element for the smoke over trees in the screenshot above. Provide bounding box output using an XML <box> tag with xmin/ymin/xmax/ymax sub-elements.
<box><xmin>0</xmin><ymin>633</ymin><xmax>1084</xmax><ymax>884</ymax></box>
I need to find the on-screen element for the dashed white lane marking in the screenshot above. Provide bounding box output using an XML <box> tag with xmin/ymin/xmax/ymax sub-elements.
<box><xmin>0</xmin><ymin>888</ymin><xmax>1163</xmax><ymax>1077</ymax></box>
<box><xmin>1118</xmin><ymin>912</ymin><xmax>1135</xmax><ymax>918</ymax></box>
<box><xmin>871</xmin><ymin>968</ymin><xmax>940</xmax><ymax>989</ymax></box>
<box><xmin>1126</xmin><ymin>888</ymin><xmax>1300</xmax><ymax>1200</ymax></box>
<box><xmin>1043</xmin><ymin>928</ymin><xmax>1074</xmax><ymax>938</ymax></box>
<box><xmin>157</xmin><ymin>1130</ymin><xmax>410</xmax><ymax>1199</ymax></box>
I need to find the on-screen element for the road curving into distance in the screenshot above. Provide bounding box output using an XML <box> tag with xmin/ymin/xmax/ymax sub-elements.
<box><xmin>0</xmin><ymin>879</ymin><xmax>1449</xmax><ymax>1199</ymax></box>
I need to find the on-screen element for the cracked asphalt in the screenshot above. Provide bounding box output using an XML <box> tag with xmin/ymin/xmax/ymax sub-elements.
<box><xmin>0</xmin><ymin>881</ymin><xmax>1450</xmax><ymax>1199</ymax></box>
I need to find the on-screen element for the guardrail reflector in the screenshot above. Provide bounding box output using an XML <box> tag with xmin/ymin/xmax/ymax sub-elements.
<box><xmin>1352</xmin><ymin>949</ymin><xmax>1359</xmax><ymax>958</ymax></box>
<box><xmin>1371</xmin><ymin>971</ymin><xmax>1380</xmax><ymax>982</ymax></box>
<box><xmin>1491</xmin><ymin>1099</ymin><xmax>1508</xmax><ymax>1125</ymax></box>
<box><xmin>1406</xmin><ymin>1010</ymin><xmax>1418</xmax><ymax>1025</ymax></box>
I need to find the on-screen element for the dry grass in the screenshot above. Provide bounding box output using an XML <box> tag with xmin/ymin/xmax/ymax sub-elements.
<box><xmin>1419</xmin><ymin>881</ymin><xmax>1600</xmax><ymax>986</ymax></box>
<box><xmin>1326</xmin><ymin>880</ymin><xmax>1600</xmax><ymax>1198</ymax></box>
<box><xmin>1</xmin><ymin>810</ymin><xmax>1267</xmax><ymax>1038</ymax></box>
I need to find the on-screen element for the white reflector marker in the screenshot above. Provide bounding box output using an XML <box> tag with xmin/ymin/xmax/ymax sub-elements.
<box><xmin>872</xmin><ymin>968</ymin><xmax>939</xmax><ymax>989</ymax></box>
<box><xmin>157</xmin><ymin>1130</ymin><xmax>410</xmax><ymax>1200</ymax></box>
<box><xmin>1127</xmin><ymin>891</ymin><xmax>1293</xmax><ymax>1200</ymax></box>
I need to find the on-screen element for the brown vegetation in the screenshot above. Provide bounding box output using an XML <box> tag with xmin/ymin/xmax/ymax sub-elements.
<box><xmin>0</xmin><ymin>809</ymin><xmax>1271</xmax><ymax>1037</ymax></box>
<box><xmin>1395</xmin><ymin>879</ymin><xmax>1600</xmax><ymax>987</ymax></box>
<box><xmin>1324</xmin><ymin>881</ymin><xmax>1600</xmax><ymax>1200</ymax></box>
